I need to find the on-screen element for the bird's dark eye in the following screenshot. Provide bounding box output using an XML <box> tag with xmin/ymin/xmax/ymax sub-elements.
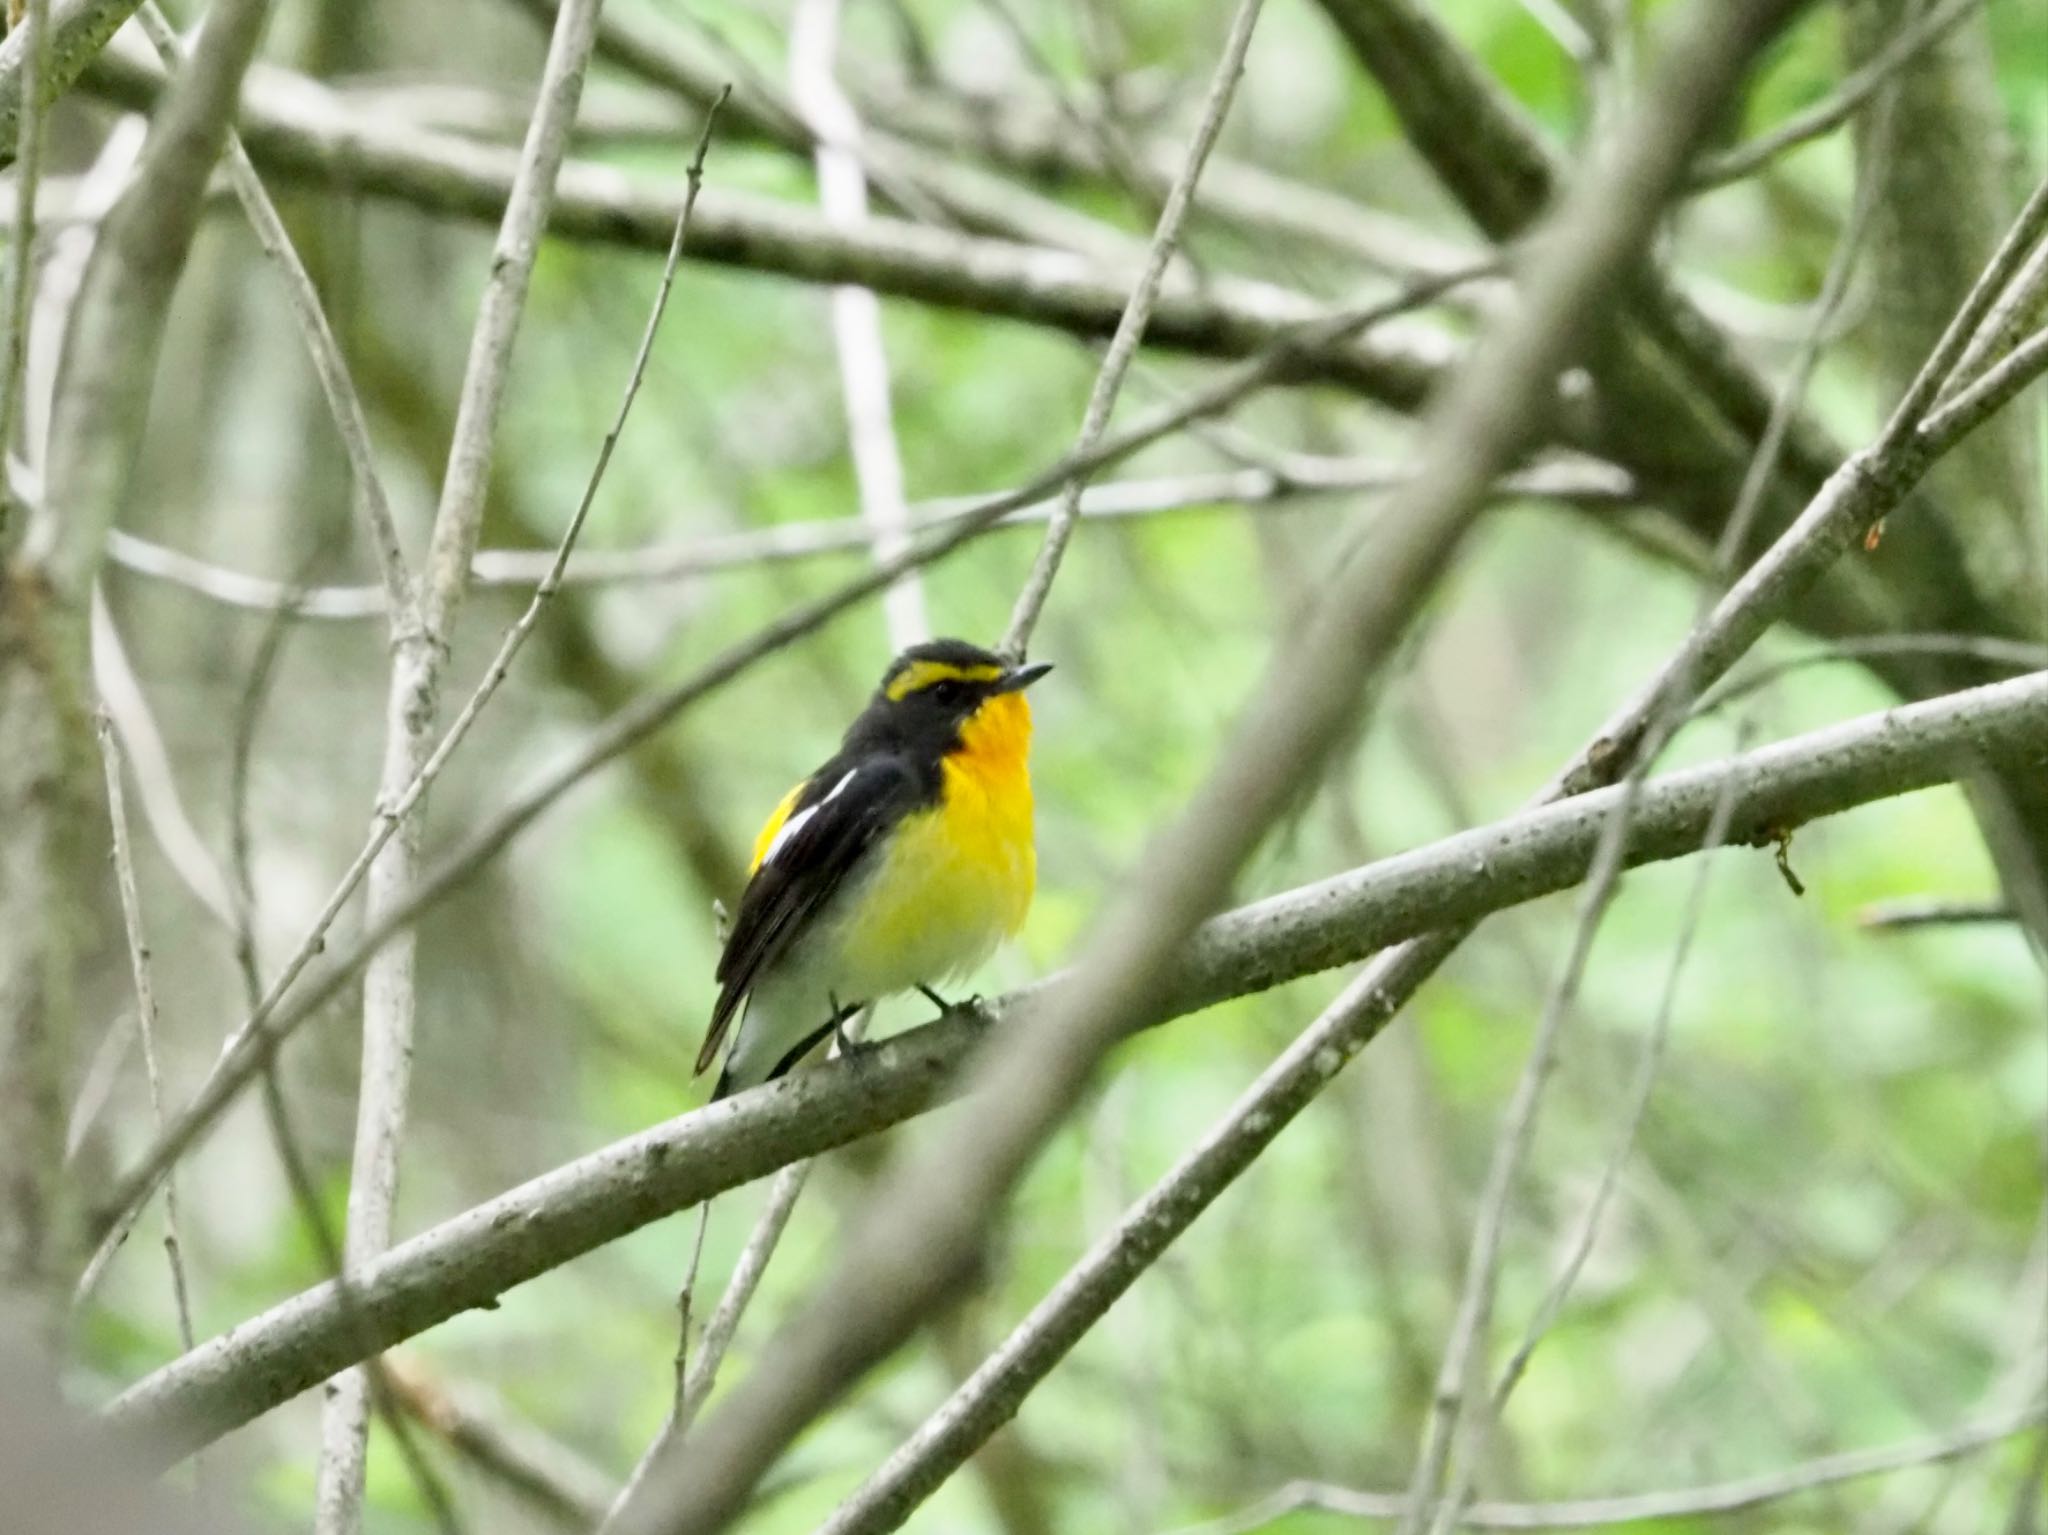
<box><xmin>929</xmin><ymin>680</ymin><xmax>969</xmax><ymax>708</ymax></box>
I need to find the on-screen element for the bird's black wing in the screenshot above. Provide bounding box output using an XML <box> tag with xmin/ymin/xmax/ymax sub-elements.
<box><xmin>697</xmin><ymin>755</ymin><xmax>923</xmax><ymax>1076</ymax></box>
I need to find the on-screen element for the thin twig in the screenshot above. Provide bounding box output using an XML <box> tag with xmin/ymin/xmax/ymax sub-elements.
<box><xmin>603</xmin><ymin>1167</ymin><xmax>814</xmax><ymax>1523</ymax></box>
<box><xmin>675</xmin><ymin>1160</ymin><xmax>812</xmax><ymax>1429</ymax></box>
<box><xmin>1485</xmin><ymin>726</ymin><xmax>1754</xmax><ymax>1429</ymax></box>
<box><xmin>1692</xmin><ymin>632</ymin><xmax>2048</xmax><ymax>716</ymax></box>
<box><xmin>1001</xmin><ymin>0</ymin><xmax>1264</xmax><ymax>658</ymax></box>
<box><xmin>606</xmin><ymin>1005</ymin><xmax>870</xmax><ymax>1529</ymax></box>
<box><xmin>223</xmin><ymin>554</ymin><xmax>315</xmax><ymax>1007</ymax></box>
<box><xmin>1885</xmin><ymin>172</ymin><xmax>2048</xmax><ymax>446</ymax></box>
<box><xmin>1161</xmin><ymin>1399</ymin><xmax>2045</xmax><ymax>1532</ymax></box>
<box><xmin>105</xmin><ymin>450</ymin><xmax>1621</xmax><ymax>613</ymax></box>
<box><xmin>1856</xmin><ymin>897</ymin><xmax>2014</xmax><ymax>931</ymax></box>
<box><xmin>1687</xmin><ymin>0</ymin><xmax>1981</xmax><ymax>191</ymax></box>
<box><xmin>92</xmin><ymin>715</ymin><xmax>196</xmax><ymax>1358</ymax></box>
<box><xmin>132</xmin><ymin>0</ymin><xmax>409</xmax><ymax>611</ymax></box>
<box><xmin>1944</xmin><ymin>233</ymin><xmax>2048</xmax><ymax>402</ymax></box>
<box><xmin>1917</xmin><ymin>322</ymin><xmax>2048</xmax><ymax>456</ymax></box>
<box><xmin>386</xmin><ymin>1360</ymin><xmax>613</xmax><ymax>1532</ymax></box>
<box><xmin>65</xmin><ymin>663</ymin><xmax>243</xmax><ymax>1304</ymax></box>
<box><xmin>86</xmin><ymin>592</ymin><xmax>238</xmax><ymax>927</ymax></box>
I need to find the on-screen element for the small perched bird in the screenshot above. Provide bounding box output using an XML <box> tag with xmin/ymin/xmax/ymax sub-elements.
<box><xmin>698</xmin><ymin>638</ymin><xmax>1052</xmax><ymax>1098</ymax></box>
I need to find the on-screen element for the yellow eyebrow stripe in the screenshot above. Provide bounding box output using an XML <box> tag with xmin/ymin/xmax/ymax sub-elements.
<box><xmin>883</xmin><ymin>660</ymin><xmax>1002</xmax><ymax>701</ymax></box>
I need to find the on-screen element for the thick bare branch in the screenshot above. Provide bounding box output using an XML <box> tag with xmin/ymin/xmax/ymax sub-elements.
<box><xmin>81</xmin><ymin>293</ymin><xmax>1444</xmax><ymax>1253</ymax></box>
<box><xmin>24</xmin><ymin>0</ymin><xmax>275</xmax><ymax>599</ymax></box>
<box><xmin>614</xmin><ymin>7</ymin><xmax>1802</xmax><ymax>1529</ymax></box>
<box><xmin>79</xmin><ymin>39</ymin><xmax>1452</xmax><ymax>412</ymax></box>
<box><xmin>103</xmin><ymin>657</ymin><xmax>2048</xmax><ymax>1468</ymax></box>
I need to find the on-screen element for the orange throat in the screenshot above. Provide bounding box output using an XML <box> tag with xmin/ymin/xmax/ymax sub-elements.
<box><xmin>952</xmin><ymin>690</ymin><xmax>1034</xmax><ymax>790</ymax></box>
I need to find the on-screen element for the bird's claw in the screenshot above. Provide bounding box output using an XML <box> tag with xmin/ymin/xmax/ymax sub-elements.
<box><xmin>918</xmin><ymin>985</ymin><xmax>990</xmax><ymax>1023</ymax></box>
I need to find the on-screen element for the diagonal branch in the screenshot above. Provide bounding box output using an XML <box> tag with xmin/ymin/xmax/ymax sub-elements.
<box><xmin>101</xmin><ymin>656</ymin><xmax>2048</xmax><ymax>1470</ymax></box>
<box><xmin>23</xmin><ymin>0</ymin><xmax>276</xmax><ymax>600</ymax></box>
<box><xmin>612</xmin><ymin>6</ymin><xmax>1803</xmax><ymax>1530</ymax></box>
<box><xmin>0</xmin><ymin>0</ymin><xmax>141</xmax><ymax>157</ymax></box>
<box><xmin>131</xmin><ymin>0</ymin><xmax>408</xmax><ymax>612</ymax></box>
<box><xmin>79</xmin><ymin>290</ymin><xmax>1449</xmax><ymax>1257</ymax></box>
<box><xmin>1002</xmin><ymin>0</ymin><xmax>1263</xmax><ymax>656</ymax></box>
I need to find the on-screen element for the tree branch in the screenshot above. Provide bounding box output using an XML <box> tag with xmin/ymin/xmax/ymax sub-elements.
<box><xmin>101</xmin><ymin>657</ymin><xmax>2048</xmax><ymax>1469</ymax></box>
<box><xmin>0</xmin><ymin>0</ymin><xmax>140</xmax><ymax>157</ymax></box>
<box><xmin>612</xmin><ymin>8</ymin><xmax>1806</xmax><ymax>1527</ymax></box>
<box><xmin>791</xmin><ymin>0</ymin><xmax>927</xmax><ymax>650</ymax></box>
<box><xmin>78</xmin><ymin>38</ymin><xmax>1451</xmax><ymax>412</ymax></box>
<box><xmin>1688</xmin><ymin>0</ymin><xmax>1982</xmax><ymax>190</ymax></box>
<box><xmin>131</xmin><ymin>0</ymin><xmax>408</xmax><ymax>613</ymax></box>
<box><xmin>80</xmin><ymin>292</ymin><xmax>1449</xmax><ymax>1256</ymax></box>
<box><xmin>1002</xmin><ymin>0</ymin><xmax>1263</xmax><ymax>655</ymax></box>
<box><xmin>100</xmin><ymin>456</ymin><xmax>1636</xmax><ymax>615</ymax></box>
<box><xmin>1</xmin><ymin>0</ymin><xmax>274</xmax><ymax>1332</ymax></box>
<box><xmin>313</xmin><ymin>2</ymin><xmax>605</xmax><ymax>1526</ymax></box>
<box><xmin>1163</xmin><ymin>1398</ymin><xmax>2044</xmax><ymax>1531</ymax></box>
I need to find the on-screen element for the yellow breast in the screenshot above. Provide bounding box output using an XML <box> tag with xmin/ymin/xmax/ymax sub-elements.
<box><xmin>835</xmin><ymin>692</ymin><xmax>1036</xmax><ymax>999</ymax></box>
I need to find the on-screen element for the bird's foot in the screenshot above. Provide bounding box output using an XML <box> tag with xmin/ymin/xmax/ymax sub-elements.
<box><xmin>918</xmin><ymin>985</ymin><xmax>989</xmax><ymax>1023</ymax></box>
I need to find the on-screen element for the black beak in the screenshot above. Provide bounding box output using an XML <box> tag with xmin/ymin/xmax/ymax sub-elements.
<box><xmin>993</xmin><ymin>660</ymin><xmax>1054</xmax><ymax>694</ymax></box>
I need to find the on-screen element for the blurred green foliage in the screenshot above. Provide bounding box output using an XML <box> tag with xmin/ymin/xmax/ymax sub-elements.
<box><xmin>66</xmin><ymin>0</ymin><xmax>2048</xmax><ymax>1531</ymax></box>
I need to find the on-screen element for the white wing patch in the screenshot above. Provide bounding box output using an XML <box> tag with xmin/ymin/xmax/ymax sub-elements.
<box><xmin>760</xmin><ymin>769</ymin><xmax>858</xmax><ymax>868</ymax></box>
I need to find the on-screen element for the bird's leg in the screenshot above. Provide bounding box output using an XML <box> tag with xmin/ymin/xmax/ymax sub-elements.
<box><xmin>917</xmin><ymin>984</ymin><xmax>951</xmax><ymax>1014</ymax></box>
<box><xmin>830</xmin><ymin>995</ymin><xmax>868</xmax><ymax>1060</ymax></box>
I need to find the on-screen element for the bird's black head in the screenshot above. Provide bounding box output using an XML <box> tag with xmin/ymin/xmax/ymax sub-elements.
<box><xmin>845</xmin><ymin>638</ymin><xmax>1053</xmax><ymax>758</ymax></box>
